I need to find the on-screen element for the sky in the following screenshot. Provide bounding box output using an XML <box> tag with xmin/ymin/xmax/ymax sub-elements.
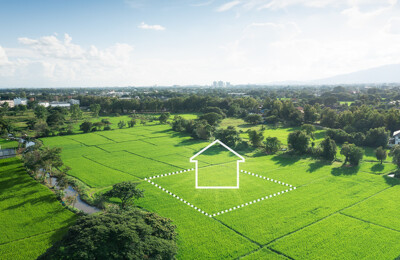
<box><xmin>0</xmin><ymin>0</ymin><xmax>399</xmax><ymax>87</ymax></box>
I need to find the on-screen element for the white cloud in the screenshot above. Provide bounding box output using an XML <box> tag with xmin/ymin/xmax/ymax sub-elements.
<box><xmin>138</xmin><ymin>22</ymin><xmax>166</xmax><ymax>31</ymax></box>
<box><xmin>0</xmin><ymin>34</ymin><xmax>136</xmax><ymax>87</ymax></box>
<box><xmin>216</xmin><ymin>0</ymin><xmax>241</xmax><ymax>12</ymax></box>
<box><xmin>217</xmin><ymin>0</ymin><xmax>398</xmax><ymax>11</ymax></box>
<box><xmin>386</xmin><ymin>17</ymin><xmax>400</xmax><ymax>34</ymax></box>
<box><xmin>0</xmin><ymin>46</ymin><xmax>9</xmax><ymax>65</ymax></box>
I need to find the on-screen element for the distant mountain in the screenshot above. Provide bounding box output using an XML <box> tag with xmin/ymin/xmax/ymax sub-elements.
<box><xmin>310</xmin><ymin>63</ymin><xmax>400</xmax><ymax>85</ymax></box>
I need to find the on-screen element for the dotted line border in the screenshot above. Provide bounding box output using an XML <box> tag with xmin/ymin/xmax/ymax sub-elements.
<box><xmin>145</xmin><ymin>168</ymin><xmax>297</xmax><ymax>217</ymax></box>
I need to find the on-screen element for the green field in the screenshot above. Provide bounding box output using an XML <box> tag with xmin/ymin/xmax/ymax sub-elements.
<box><xmin>0</xmin><ymin>139</ymin><xmax>18</xmax><ymax>149</ymax></box>
<box><xmin>35</xmin><ymin>118</ymin><xmax>400</xmax><ymax>259</ymax></box>
<box><xmin>0</xmin><ymin>157</ymin><xmax>77</xmax><ymax>259</ymax></box>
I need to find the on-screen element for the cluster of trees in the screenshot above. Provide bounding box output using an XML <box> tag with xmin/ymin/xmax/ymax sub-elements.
<box><xmin>326</xmin><ymin>127</ymin><xmax>390</xmax><ymax>148</ymax></box>
<box><xmin>79</xmin><ymin>119</ymin><xmax>112</xmax><ymax>133</ymax></box>
<box><xmin>39</xmin><ymin>208</ymin><xmax>178</xmax><ymax>259</ymax></box>
<box><xmin>22</xmin><ymin>143</ymin><xmax>71</xmax><ymax>188</ymax></box>
<box><xmin>286</xmin><ymin>126</ymin><xmax>365</xmax><ymax>165</ymax></box>
<box><xmin>39</xmin><ymin>180</ymin><xmax>177</xmax><ymax>259</ymax></box>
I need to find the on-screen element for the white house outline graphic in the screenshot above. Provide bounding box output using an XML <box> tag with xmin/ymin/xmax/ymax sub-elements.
<box><xmin>190</xmin><ymin>139</ymin><xmax>245</xmax><ymax>189</ymax></box>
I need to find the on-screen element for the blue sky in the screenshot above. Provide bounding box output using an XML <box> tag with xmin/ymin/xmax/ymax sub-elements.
<box><xmin>0</xmin><ymin>0</ymin><xmax>399</xmax><ymax>87</ymax></box>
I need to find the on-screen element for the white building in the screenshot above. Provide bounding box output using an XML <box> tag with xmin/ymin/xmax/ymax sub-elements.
<box><xmin>69</xmin><ymin>99</ymin><xmax>80</xmax><ymax>105</ymax></box>
<box><xmin>49</xmin><ymin>101</ymin><xmax>70</xmax><ymax>108</ymax></box>
<box><xmin>391</xmin><ymin>130</ymin><xmax>400</xmax><ymax>146</ymax></box>
<box><xmin>38</xmin><ymin>102</ymin><xmax>50</xmax><ymax>107</ymax></box>
<box><xmin>13</xmin><ymin>98</ymin><xmax>28</xmax><ymax>106</ymax></box>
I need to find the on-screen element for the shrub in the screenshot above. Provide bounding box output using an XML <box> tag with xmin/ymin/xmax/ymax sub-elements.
<box><xmin>264</xmin><ymin>137</ymin><xmax>281</xmax><ymax>154</ymax></box>
<box><xmin>288</xmin><ymin>130</ymin><xmax>310</xmax><ymax>153</ymax></box>
<box><xmin>245</xmin><ymin>114</ymin><xmax>263</xmax><ymax>125</ymax></box>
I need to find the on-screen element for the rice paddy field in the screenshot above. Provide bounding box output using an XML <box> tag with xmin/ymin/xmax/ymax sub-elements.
<box><xmin>36</xmin><ymin>116</ymin><xmax>400</xmax><ymax>259</ymax></box>
<box><xmin>4</xmin><ymin>115</ymin><xmax>400</xmax><ymax>259</ymax></box>
<box><xmin>0</xmin><ymin>157</ymin><xmax>77</xmax><ymax>259</ymax></box>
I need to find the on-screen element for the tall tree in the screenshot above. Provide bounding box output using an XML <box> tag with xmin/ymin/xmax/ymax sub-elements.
<box><xmin>158</xmin><ymin>112</ymin><xmax>170</xmax><ymax>124</ymax></box>
<box><xmin>375</xmin><ymin>146</ymin><xmax>387</xmax><ymax>164</ymax></box>
<box><xmin>90</xmin><ymin>103</ymin><xmax>101</xmax><ymax>118</ymax></box>
<box><xmin>104</xmin><ymin>182</ymin><xmax>144</xmax><ymax>209</ymax></box>
<box><xmin>264</xmin><ymin>137</ymin><xmax>281</xmax><ymax>154</ymax></box>
<box><xmin>288</xmin><ymin>130</ymin><xmax>310</xmax><ymax>153</ymax></box>
<box><xmin>320</xmin><ymin>137</ymin><xmax>337</xmax><ymax>161</ymax></box>
<box><xmin>248</xmin><ymin>129</ymin><xmax>264</xmax><ymax>147</ymax></box>
<box><xmin>215</xmin><ymin>126</ymin><xmax>241</xmax><ymax>147</ymax></box>
<box><xmin>70</xmin><ymin>104</ymin><xmax>82</xmax><ymax>120</ymax></box>
<box><xmin>245</xmin><ymin>114</ymin><xmax>263</xmax><ymax>125</ymax></box>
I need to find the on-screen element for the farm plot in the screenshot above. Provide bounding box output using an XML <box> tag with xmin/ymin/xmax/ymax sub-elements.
<box><xmin>84</xmin><ymin>150</ymin><xmax>182</xmax><ymax>178</ymax></box>
<box><xmin>67</xmin><ymin>133</ymin><xmax>115</xmax><ymax>146</ymax></box>
<box><xmin>214</xmin><ymin>169</ymin><xmax>392</xmax><ymax>245</ymax></box>
<box><xmin>64</xmin><ymin>156</ymin><xmax>140</xmax><ymax>187</ymax></box>
<box><xmin>150</xmin><ymin>170</ymin><xmax>295</xmax><ymax>214</ymax></box>
<box><xmin>268</xmin><ymin>214</ymin><xmax>400</xmax><ymax>260</ymax></box>
<box><xmin>0</xmin><ymin>158</ymin><xmax>76</xmax><ymax>259</ymax></box>
<box><xmin>342</xmin><ymin>185</ymin><xmax>400</xmax><ymax>231</ymax></box>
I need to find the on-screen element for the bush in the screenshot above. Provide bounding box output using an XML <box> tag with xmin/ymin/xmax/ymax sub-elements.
<box><xmin>365</xmin><ymin>127</ymin><xmax>390</xmax><ymax>148</ymax></box>
<box><xmin>245</xmin><ymin>114</ymin><xmax>263</xmax><ymax>125</ymax></box>
<box><xmin>326</xmin><ymin>129</ymin><xmax>350</xmax><ymax>144</ymax></box>
<box><xmin>341</xmin><ymin>142</ymin><xmax>363</xmax><ymax>166</ymax></box>
<box><xmin>198</xmin><ymin>112</ymin><xmax>222</xmax><ymax>126</ymax></box>
<box><xmin>320</xmin><ymin>137</ymin><xmax>337</xmax><ymax>161</ymax></box>
<box><xmin>247</xmin><ymin>129</ymin><xmax>264</xmax><ymax>147</ymax></box>
<box><xmin>288</xmin><ymin>130</ymin><xmax>310</xmax><ymax>153</ymax></box>
<box><xmin>215</xmin><ymin>126</ymin><xmax>241</xmax><ymax>147</ymax></box>
<box><xmin>265</xmin><ymin>115</ymin><xmax>278</xmax><ymax>124</ymax></box>
<box><xmin>264</xmin><ymin>137</ymin><xmax>281</xmax><ymax>154</ymax></box>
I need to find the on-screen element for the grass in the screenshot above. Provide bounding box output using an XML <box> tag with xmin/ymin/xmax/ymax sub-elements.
<box><xmin>342</xmin><ymin>185</ymin><xmax>400</xmax><ymax>230</ymax></box>
<box><xmin>269</xmin><ymin>214</ymin><xmax>400</xmax><ymax>259</ymax></box>
<box><xmin>0</xmin><ymin>138</ymin><xmax>18</xmax><ymax>149</ymax></box>
<box><xmin>35</xmin><ymin>118</ymin><xmax>400</xmax><ymax>259</ymax></box>
<box><xmin>153</xmin><ymin>170</ymin><xmax>289</xmax><ymax>214</ymax></box>
<box><xmin>0</xmin><ymin>157</ymin><xmax>76</xmax><ymax>259</ymax></box>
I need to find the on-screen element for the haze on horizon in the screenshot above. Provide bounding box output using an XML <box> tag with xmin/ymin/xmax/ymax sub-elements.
<box><xmin>0</xmin><ymin>0</ymin><xmax>399</xmax><ymax>88</ymax></box>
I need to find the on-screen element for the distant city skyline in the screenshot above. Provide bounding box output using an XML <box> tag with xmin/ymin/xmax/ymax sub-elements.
<box><xmin>0</xmin><ymin>0</ymin><xmax>399</xmax><ymax>87</ymax></box>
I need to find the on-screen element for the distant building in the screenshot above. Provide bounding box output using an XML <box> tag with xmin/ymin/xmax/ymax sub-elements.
<box><xmin>49</xmin><ymin>101</ymin><xmax>70</xmax><ymax>108</ymax></box>
<box><xmin>296</xmin><ymin>106</ymin><xmax>304</xmax><ymax>113</ymax></box>
<box><xmin>38</xmin><ymin>102</ymin><xmax>50</xmax><ymax>107</ymax></box>
<box><xmin>389</xmin><ymin>130</ymin><xmax>400</xmax><ymax>146</ymax></box>
<box><xmin>212</xmin><ymin>81</ymin><xmax>229</xmax><ymax>87</ymax></box>
<box><xmin>0</xmin><ymin>100</ymin><xmax>14</xmax><ymax>108</ymax></box>
<box><xmin>68</xmin><ymin>99</ymin><xmax>80</xmax><ymax>105</ymax></box>
<box><xmin>13</xmin><ymin>98</ymin><xmax>28</xmax><ymax>106</ymax></box>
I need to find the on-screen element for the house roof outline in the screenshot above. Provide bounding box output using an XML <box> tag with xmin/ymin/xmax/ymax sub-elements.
<box><xmin>190</xmin><ymin>139</ymin><xmax>245</xmax><ymax>189</ymax></box>
<box><xmin>190</xmin><ymin>139</ymin><xmax>245</xmax><ymax>163</ymax></box>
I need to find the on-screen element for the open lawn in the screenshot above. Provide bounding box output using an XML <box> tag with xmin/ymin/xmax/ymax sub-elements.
<box><xmin>38</xmin><ymin>120</ymin><xmax>400</xmax><ymax>259</ymax></box>
<box><xmin>0</xmin><ymin>157</ymin><xmax>77</xmax><ymax>259</ymax></box>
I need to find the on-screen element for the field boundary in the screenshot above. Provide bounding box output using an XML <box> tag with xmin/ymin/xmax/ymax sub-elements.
<box><xmin>146</xmin><ymin>168</ymin><xmax>297</xmax><ymax>216</ymax></box>
<box><xmin>0</xmin><ymin>226</ymin><xmax>68</xmax><ymax>247</ymax></box>
<box><xmin>339</xmin><ymin>212</ymin><xmax>400</xmax><ymax>233</ymax></box>
<box><xmin>123</xmin><ymin>150</ymin><xmax>185</xmax><ymax>170</ymax></box>
<box><xmin>81</xmin><ymin>155</ymin><xmax>143</xmax><ymax>180</ymax></box>
<box><xmin>234</xmin><ymin>184</ymin><xmax>394</xmax><ymax>259</ymax></box>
